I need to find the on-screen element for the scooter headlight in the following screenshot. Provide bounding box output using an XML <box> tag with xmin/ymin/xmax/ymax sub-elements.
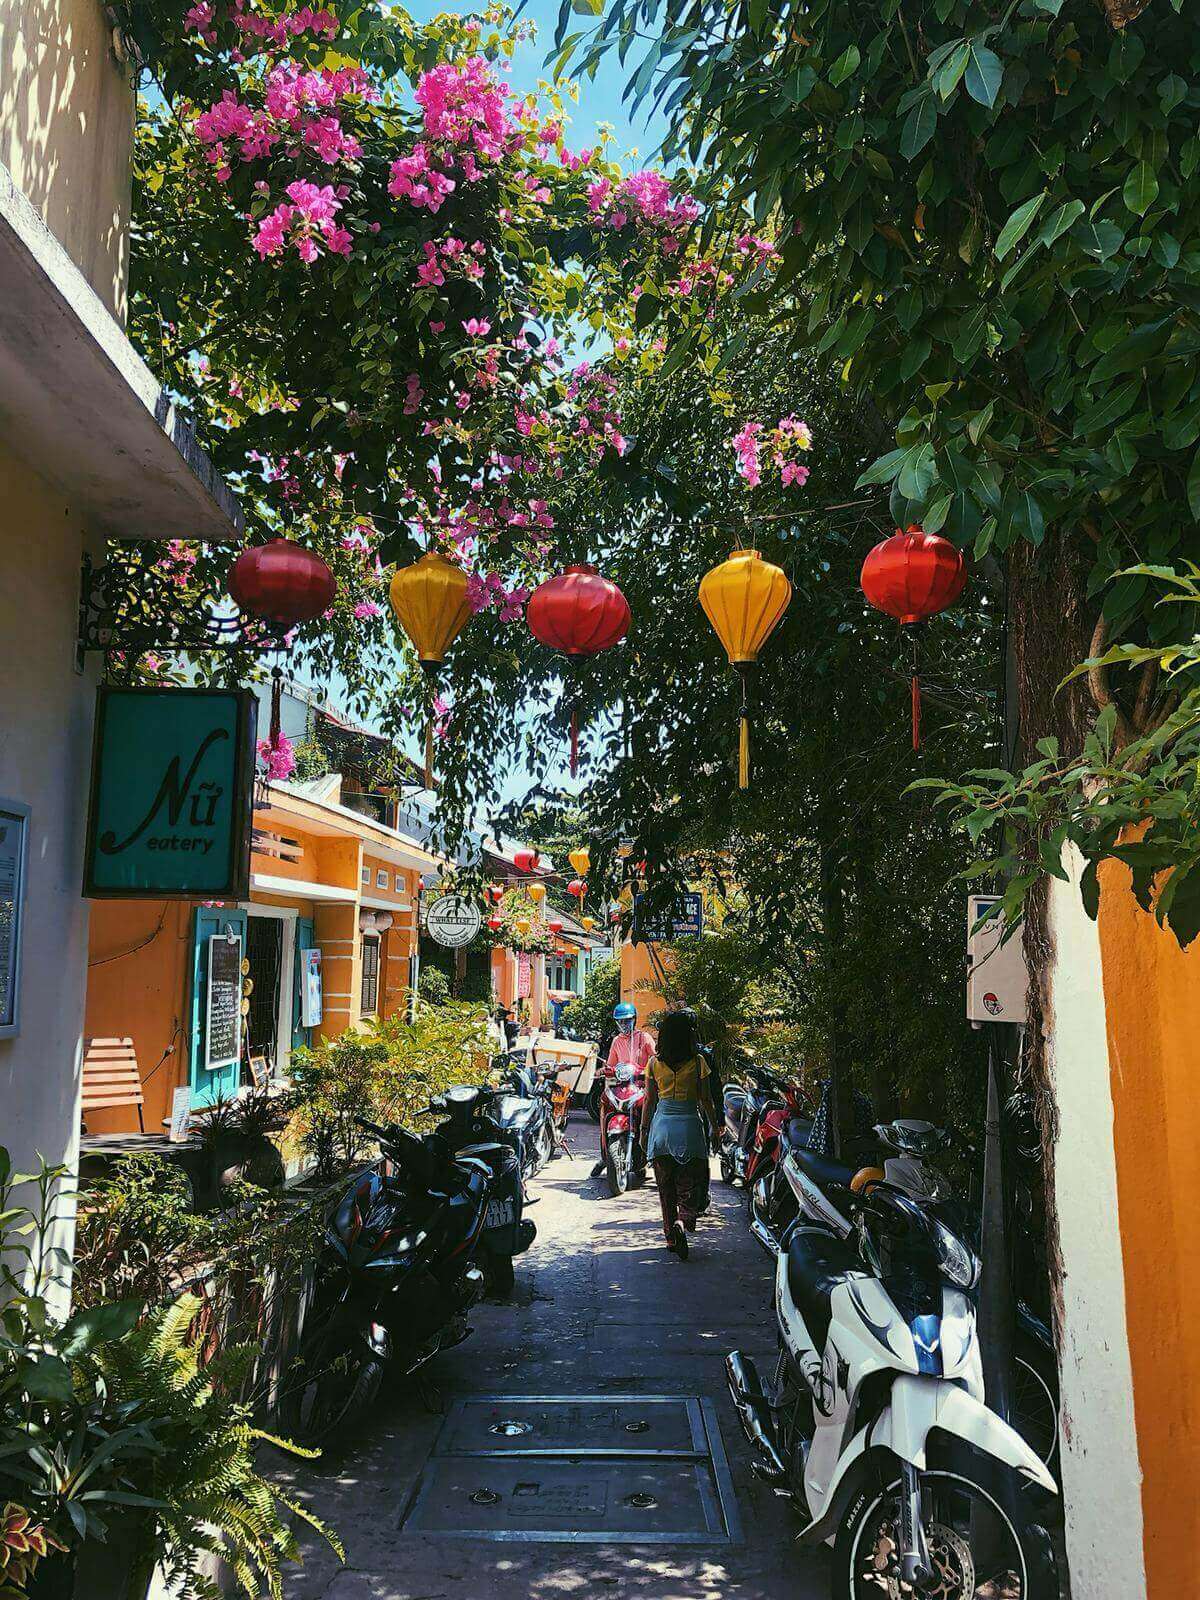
<box><xmin>613</xmin><ymin>1062</ymin><xmax>635</xmax><ymax>1083</ymax></box>
<box><xmin>934</xmin><ymin>1223</ymin><xmax>981</xmax><ymax>1291</ymax></box>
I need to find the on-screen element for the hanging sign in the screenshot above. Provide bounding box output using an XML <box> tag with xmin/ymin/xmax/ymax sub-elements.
<box><xmin>84</xmin><ymin>688</ymin><xmax>255</xmax><ymax>899</ymax></box>
<box><xmin>966</xmin><ymin>895</ymin><xmax>1029</xmax><ymax>1026</ymax></box>
<box><xmin>635</xmin><ymin>892</ymin><xmax>704</xmax><ymax>944</ymax></box>
<box><xmin>0</xmin><ymin>800</ymin><xmax>29</xmax><ymax>1039</ymax></box>
<box><xmin>426</xmin><ymin>893</ymin><xmax>482</xmax><ymax>948</ymax></box>
<box><xmin>516</xmin><ymin>950</ymin><xmax>532</xmax><ymax>999</ymax></box>
<box><xmin>301</xmin><ymin>947</ymin><xmax>323</xmax><ymax>1028</ymax></box>
<box><xmin>205</xmin><ymin>931</ymin><xmax>243</xmax><ymax>1072</ymax></box>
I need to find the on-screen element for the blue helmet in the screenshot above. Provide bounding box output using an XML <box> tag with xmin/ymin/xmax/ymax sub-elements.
<box><xmin>613</xmin><ymin>1001</ymin><xmax>637</xmax><ymax>1034</ymax></box>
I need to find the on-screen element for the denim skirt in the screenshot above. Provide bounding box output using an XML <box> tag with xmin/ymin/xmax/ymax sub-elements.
<box><xmin>645</xmin><ymin>1099</ymin><xmax>709</xmax><ymax>1164</ymax></box>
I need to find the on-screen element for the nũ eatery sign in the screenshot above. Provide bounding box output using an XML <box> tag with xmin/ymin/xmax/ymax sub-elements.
<box><xmin>84</xmin><ymin>688</ymin><xmax>255</xmax><ymax>899</ymax></box>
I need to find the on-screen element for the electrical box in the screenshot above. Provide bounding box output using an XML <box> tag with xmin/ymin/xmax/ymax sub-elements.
<box><xmin>966</xmin><ymin>894</ymin><xmax>1028</xmax><ymax>1027</ymax></box>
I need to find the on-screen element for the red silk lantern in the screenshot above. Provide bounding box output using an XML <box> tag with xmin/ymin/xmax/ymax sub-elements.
<box><xmin>228</xmin><ymin>538</ymin><xmax>337</xmax><ymax>630</ymax></box>
<box><xmin>486</xmin><ymin>915</ymin><xmax>503</xmax><ymax>933</ymax></box>
<box><xmin>567</xmin><ymin>878</ymin><xmax>587</xmax><ymax>901</ymax></box>
<box><xmin>513</xmin><ymin>849</ymin><xmax>540</xmax><ymax>874</ymax></box>
<box><xmin>487</xmin><ymin>884</ymin><xmax>505</xmax><ymax>905</ymax></box>
<box><xmin>548</xmin><ymin>917</ymin><xmax>564</xmax><ymax>935</ymax></box>
<box><xmin>526</xmin><ymin>563</ymin><xmax>631</xmax><ymax>776</ymax></box>
<box><xmin>860</xmin><ymin>526</ymin><xmax>967</xmax><ymax>750</ymax></box>
<box><xmin>228</xmin><ymin>537</ymin><xmax>336</xmax><ymax>744</ymax></box>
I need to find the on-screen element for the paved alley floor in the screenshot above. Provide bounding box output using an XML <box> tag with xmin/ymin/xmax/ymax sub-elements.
<box><xmin>282</xmin><ymin>1120</ymin><xmax>828</xmax><ymax>1600</ymax></box>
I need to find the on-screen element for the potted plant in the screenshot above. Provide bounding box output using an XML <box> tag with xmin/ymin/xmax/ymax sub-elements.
<box><xmin>0</xmin><ymin>1150</ymin><xmax>341</xmax><ymax>1599</ymax></box>
<box><xmin>197</xmin><ymin>1088</ymin><xmax>288</xmax><ymax>1196</ymax></box>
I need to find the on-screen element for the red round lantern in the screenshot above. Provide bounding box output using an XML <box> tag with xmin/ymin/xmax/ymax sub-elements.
<box><xmin>860</xmin><ymin>526</ymin><xmax>967</xmax><ymax>750</ymax></box>
<box><xmin>486</xmin><ymin>884</ymin><xmax>505</xmax><ymax>905</ymax></box>
<box><xmin>486</xmin><ymin>914</ymin><xmax>503</xmax><ymax>933</ymax></box>
<box><xmin>567</xmin><ymin>878</ymin><xmax>587</xmax><ymax>901</ymax></box>
<box><xmin>526</xmin><ymin>563</ymin><xmax>631</xmax><ymax>775</ymax></box>
<box><xmin>228</xmin><ymin>538</ymin><xmax>337</xmax><ymax>631</ymax></box>
<box><xmin>548</xmin><ymin>917</ymin><xmax>564</xmax><ymax>935</ymax></box>
<box><xmin>513</xmin><ymin>849</ymin><xmax>540</xmax><ymax>874</ymax></box>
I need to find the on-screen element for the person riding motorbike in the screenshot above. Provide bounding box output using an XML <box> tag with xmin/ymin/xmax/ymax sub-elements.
<box><xmin>606</xmin><ymin>1001</ymin><xmax>655</xmax><ymax>1073</ymax></box>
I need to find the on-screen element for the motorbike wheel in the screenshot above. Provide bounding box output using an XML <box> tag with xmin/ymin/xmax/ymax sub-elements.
<box><xmin>1012</xmin><ymin>1350</ymin><xmax>1060</xmax><ymax>1472</ymax></box>
<box><xmin>485</xmin><ymin>1249</ymin><xmax>516</xmax><ymax>1299</ymax></box>
<box><xmin>606</xmin><ymin>1145</ymin><xmax>629</xmax><ymax>1197</ymax></box>
<box><xmin>834</xmin><ymin>1454</ymin><xmax>1056</xmax><ymax>1599</ymax></box>
<box><xmin>283</xmin><ymin>1337</ymin><xmax>384</xmax><ymax>1447</ymax></box>
<box><xmin>719</xmin><ymin>1152</ymin><xmax>735</xmax><ymax>1185</ymax></box>
<box><xmin>586</xmin><ymin>1082</ymin><xmax>603</xmax><ymax>1122</ymax></box>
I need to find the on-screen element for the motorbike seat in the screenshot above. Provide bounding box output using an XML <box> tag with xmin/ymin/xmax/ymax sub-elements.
<box><xmin>782</xmin><ymin>1116</ymin><xmax>813</xmax><ymax>1149</ymax></box>
<box><xmin>786</xmin><ymin>1227</ymin><xmax>867</xmax><ymax>1351</ymax></box>
<box><xmin>459</xmin><ymin>1141</ymin><xmax>520</xmax><ymax>1179</ymax></box>
<box><xmin>495</xmin><ymin>1095</ymin><xmax>540</xmax><ymax>1131</ymax></box>
<box><xmin>790</xmin><ymin>1145</ymin><xmax>856</xmax><ymax>1191</ymax></box>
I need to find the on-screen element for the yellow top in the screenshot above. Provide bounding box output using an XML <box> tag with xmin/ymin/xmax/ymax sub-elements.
<box><xmin>648</xmin><ymin>1055</ymin><xmax>709</xmax><ymax>1103</ymax></box>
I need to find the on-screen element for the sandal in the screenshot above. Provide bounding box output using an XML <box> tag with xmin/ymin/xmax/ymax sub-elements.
<box><xmin>672</xmin><ymin>1221</ymin><xmax>689</xmax><ymax>1260</ymax></box>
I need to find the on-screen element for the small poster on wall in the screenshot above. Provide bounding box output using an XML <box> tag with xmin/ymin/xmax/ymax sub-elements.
<box><xmin>206</xmin><ymin>931</ymin><xmax>243</xmax><ymax>1072</ymax></box>
<box><xmin>517</xmin><ymin>950</ymin><xmax>532</xmax><ymax>999</ymax></box>
<box><xmin>168</xmin><ymin>1085</ymin><xmax>192</xmax><ymax>1143</ymax></box>
<box><xmin>301</xmin><ymin>947</ymin><xmax>323</xmax><ymax>1028</ymax></box>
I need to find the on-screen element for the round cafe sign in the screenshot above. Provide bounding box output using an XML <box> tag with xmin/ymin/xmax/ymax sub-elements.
<box><xmin>425</xmin><ymin>893</ymin><xmax>482</xmax><ymax>949</ymax></box>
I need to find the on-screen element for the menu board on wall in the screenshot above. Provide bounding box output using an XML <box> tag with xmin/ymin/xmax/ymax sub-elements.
<box><xmin>0</xmin><ymin>802</ymin><xmax>29</xmax><ymax>1038</ymax></box>
<box><xmin>301</xmin><ymin>947</ymin><xmax>323</xmax><ymax>1028</ymax></box>
<box><xmin>205</xmin><ymin>932</ymin><xmax>243</xmax><ymax>1072</ymax></box>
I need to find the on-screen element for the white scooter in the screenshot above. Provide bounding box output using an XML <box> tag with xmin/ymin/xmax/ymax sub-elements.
<box><xmin>727</xmin><ymin>1185</ymin><xmax>1057</xmax><ymax>1598</ymax></box>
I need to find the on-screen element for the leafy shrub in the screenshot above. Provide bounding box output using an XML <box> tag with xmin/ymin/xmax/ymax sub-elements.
<box><xmin>560</xmin><ymin>954</ymin><xmax>619</xmax><ymax>1043</ymax></box>
<box><xmin>416</xmin><ymin>964</ymin><xmax>451</xmax><ymax>1007</ymax></box>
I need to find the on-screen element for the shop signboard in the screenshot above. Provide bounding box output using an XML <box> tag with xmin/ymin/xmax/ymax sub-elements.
<box><xmin>635</xmin><ymin>891</ymin><xmax>704</xmax><ymax>943</ymax></box>
<box><xmin>0</xmin><ymin>800</ymin><xmax>29</xmax><ymax>1038</ymax></box>
<box><xmin>517</xmin><ymin>950</ymin><xmax>532</xmax><ymax>999</ymax></box>
<box><xmin>84</xmin><ymin>688</ymin><xmax>255</xmax><ymax>899</ymax></box>
<box><xmin>205</xmin><ymin>931</ymin><xmax>243</xmax><ymax>1073</ymax></box>
<box><xmin>301</xmin><ymin>947</ymin><xmax>323</xmax><ymax>1028</ymax></box>
<box><xmin>966</xmin><ymin>895</ymin><xmax>1028</xmax><ymax>1026</ymax></box>
<box><xmin>426</xmin><ymin>893</ymin><xmax>482</xmax><ymax>948</ymax></box>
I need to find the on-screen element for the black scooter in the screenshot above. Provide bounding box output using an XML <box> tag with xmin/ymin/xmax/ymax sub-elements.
<box><xmin>283</xmin><ymin>1116</ymin><xmax>491</xmax><ymax>1444</ymax></box>
<box><xmin>489</xmin><ymin>1054</ymin><xmax>558</xmax><ymax>1179</ymax></box>
<box><xmin>429</xmin><ymin>1083</ymin><xmax>537</xmax><ymax>1295</ymax></box>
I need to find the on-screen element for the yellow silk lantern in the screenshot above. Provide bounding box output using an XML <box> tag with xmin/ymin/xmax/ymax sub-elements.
<box><xmin>527</xmin><ymin>882</ymin><xmax>546</xmax><ymax>906</ymax></box>
<box><xmin>389</xmin><ymin>550</ymin><xmax>471</xmax><ymax>788</ymax></box>
<box><xmin>581</xmin><ymin>915</ymin><xmax>596</xmax><ymax>933</ymax></box>
<box><xmin>514</xmin><ymin>916</ymin><xmax>531</xmax><ymax>938</ymax></box>
<box><xmin>699</xmin><ymin>548</ymin><xmax>792</xmax><ymax>789</ymax></box>
<box><xmin>568</xmin><ymin>847</ymin><xmax>590</xmax><ymax>876</ymax></box>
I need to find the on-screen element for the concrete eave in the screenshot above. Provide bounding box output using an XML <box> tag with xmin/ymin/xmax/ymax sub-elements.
<box><xmin>0</xmin><ymin>161</ymin><xmax>241</xmax><ymax>543</ymax></box>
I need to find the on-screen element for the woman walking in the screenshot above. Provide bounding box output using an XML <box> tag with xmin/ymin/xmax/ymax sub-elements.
<box><xmin>643</xmin><ymin>1010</ymin><xmax>719</xmax><ymax>1260</ymax></box>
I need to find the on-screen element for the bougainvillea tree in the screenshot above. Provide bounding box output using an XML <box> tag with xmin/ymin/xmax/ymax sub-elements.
<box><xmin>111</xmin><ymin>0</ymin><xmax>763</xmax><ymax>798</ymax></box>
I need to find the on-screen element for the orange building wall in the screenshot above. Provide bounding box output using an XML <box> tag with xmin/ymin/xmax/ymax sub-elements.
<box><xmin>1097</xmin><ymin>860</ymin><xmax>1200</xmax><ymax>1598</ymax></box>
<box><xmin>620</xmin><ymin>938</ymin><xmax>673</xmax><ymax>1027</ymax></box>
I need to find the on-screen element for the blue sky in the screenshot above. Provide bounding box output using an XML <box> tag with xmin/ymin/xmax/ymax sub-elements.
<box><xmin>302</xmin><ymin>4</ymin><xmax>665</xmax><ymax>807</ymax></box>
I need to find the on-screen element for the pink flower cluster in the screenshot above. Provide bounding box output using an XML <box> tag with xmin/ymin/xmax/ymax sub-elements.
<box><xmin>587</xmin><ymin>169</ymin><xmax>699</xmax><ymax>246</ymax></box>
<box><xmin>565</xmin><ymin>364</ymin><xmax>627</xmax><ymax>461</ymax></box>
<box><xmin>415</xmin><ymin>57</ymin><xmax>519</xmax><ymax>164</ymax></box>
<box><xmin>388</xmin><ymin>144</ymin><xmax>456</xmax><ymax>213</ymax></box>
<box><xmin>194</xmin><ymin>62</ymin><xmax>368</xmax><ymax>181</ymax></box>
<box><xmin>252</xmin><ymin>180</ymin><xmax>352</xmax><ymax>263</ymax></box>
<box><xmin>732</xmin><ymin>416</ymin><xmax>813</xmax><ymax>489</ymax></box>
<box><xmin>414</xmin><ymin>236</ymin><xmax>486</xmax><ymax>289</ymax></box>
<box><xmin>465</xmin><ymin>569</ymin><xmax>529</xmax><ymax>622</ymax></box>
<box><xmin>257</xmin><ymin>730</ymin><xmax>296</xmax><ymax>780</ymax></box>
<box><xmin>232</xmin><ymin>2</ymin><xmax>338</xmax><ymax>49</ymax></box>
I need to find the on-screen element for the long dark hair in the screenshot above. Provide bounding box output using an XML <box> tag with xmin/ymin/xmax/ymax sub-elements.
<box><xmin>655</xmin><ymin>1009</ymin><xmax>697</xmax><ymax>1068</ymax></box>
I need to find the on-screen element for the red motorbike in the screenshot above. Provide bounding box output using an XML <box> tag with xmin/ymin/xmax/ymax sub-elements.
<box><xmin>744</xmin><ymin>1077</ymin><xmax>814</xmax><ymax>1249</ymax></box>
<box><xmin>598</xmin><ymin>1061</ymin><xmax>647</xmax><ymax>1196</ymax></box>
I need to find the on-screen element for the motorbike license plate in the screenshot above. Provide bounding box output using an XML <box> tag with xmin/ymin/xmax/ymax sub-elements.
<box><xmin>486</xmin><ymin>1198</ymin><xmax>516</xmax><ymax>1228</ymax></box>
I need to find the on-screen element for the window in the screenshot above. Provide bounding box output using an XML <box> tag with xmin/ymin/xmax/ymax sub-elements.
<box><xmin>360</xmin><ymin>935</ymin><xmax>380</xmax><ymax>1016</ymax></box>
<box><xmin>361</xmin><ymin>865</ymin><xmax>370</xmax><ymax>885</ymax></box>
<box><xmin>376</xmin><ymin>869</ymin><xmax>388</xmax><ymax>889</ymax></box>
<box><xmin>394</xmin><ymin>872</ymin><xmax>404</xmax><ymax>891</ymax></box>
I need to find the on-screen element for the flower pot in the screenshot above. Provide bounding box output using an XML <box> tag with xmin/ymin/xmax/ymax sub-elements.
<box><xmin>210</xmin><ymin>1130</ymin><xmax>285</xmax><ymax>1193</ymax></box>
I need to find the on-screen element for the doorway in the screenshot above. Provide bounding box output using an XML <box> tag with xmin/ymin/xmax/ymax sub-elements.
<box><xmin>239</xmin><ymin>906</ymin><xmax>297</xmax><ymax>1080</ymax></box>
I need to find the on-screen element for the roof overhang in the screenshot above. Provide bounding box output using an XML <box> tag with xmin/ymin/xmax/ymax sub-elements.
<box><xmin>0</xmin><ymin>161</ymin><xmax>241</xmax><ymax>542</ymax></box>
<box><xmin>251</xmin><ymin>872</ymin><xmax>357</xmax><ymax>904</ymax></box>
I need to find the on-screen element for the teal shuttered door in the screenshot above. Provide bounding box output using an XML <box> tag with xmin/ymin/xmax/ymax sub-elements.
<box><xmin>292</xmin><ymin>915</ymin><xmax>316</xmax><ymax>1051</ymax></box>
<box><xmin>190</xmin><ymin>906</ymin><xmax>248</xmax><ymax>1107</ymax></box>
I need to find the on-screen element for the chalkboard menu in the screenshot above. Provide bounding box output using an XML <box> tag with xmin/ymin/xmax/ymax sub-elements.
<box><xmin>205</xmin><ymin>932</ymin><xmax>243</xmax><ymax>1073</ymax></box>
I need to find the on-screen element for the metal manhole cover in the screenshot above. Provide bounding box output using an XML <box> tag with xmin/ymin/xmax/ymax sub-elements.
<box><xmin>401</xmin><ymin>1395</ymin><xmax>741</xmax><ymax>1545</ymax></box>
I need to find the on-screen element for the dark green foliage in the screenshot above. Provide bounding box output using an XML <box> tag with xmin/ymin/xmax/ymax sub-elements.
<box><xmin>560</xmin><ymin>953</ymin><xmax>620</xmax><ymax>1041</ymax></box>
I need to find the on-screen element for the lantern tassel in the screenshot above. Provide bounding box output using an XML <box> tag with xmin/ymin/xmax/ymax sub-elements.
<box><xmin>911</xmin><ymin>673</ymin><xmax>921</xmax><ymax>751</ymax></box>
<box><xmin>739</xmin><ymin>715</ymin><xmax>750</xmax><ymax>790</ymax></box>
<box><xmin>269</xmin><ymin>666</ymin><xmax>283</xmax><ymax>746</ymax></box>
<box><xmin>570</xmin><ymin>706</ymin><xmax>579</xmax><ymax>778</ymax></box>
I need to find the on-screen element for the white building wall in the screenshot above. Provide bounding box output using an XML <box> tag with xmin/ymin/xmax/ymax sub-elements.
<box><xmin>1047</xmin><ymin>851</ymin><xmax>1147</xmax><ymax>1600</ymax></box>
<box><xmin>0</xmin><ymin>439</ymin><xmax>98</xmax><ymax>1283</ymax></box>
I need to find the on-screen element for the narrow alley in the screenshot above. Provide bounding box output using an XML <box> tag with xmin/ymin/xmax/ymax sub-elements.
<box><xmin>283</xmin><ymin>1123</ymin><xmax>826</xmax><ymax>1600</ymax></box>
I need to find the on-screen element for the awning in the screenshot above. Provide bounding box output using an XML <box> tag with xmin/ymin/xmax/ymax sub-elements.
<box><xmin>251</xmin><ymin>872</ymin><xmax>356</xmax><ymax>904</ymax></box>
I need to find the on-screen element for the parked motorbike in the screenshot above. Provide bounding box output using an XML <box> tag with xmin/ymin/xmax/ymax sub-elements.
<box><xmin>727</xmin><ymin>1184</ymin><xmax>1058</xmax><ymax>1598</ymax></box>
<box><xmin>428</xmin><ymin>1083</ymin><xmax>537</xmax><ymax>1296</ymax></box>
<box><xmin>586</xmin><ymin>1031</ymin><xmax>614</xmax><ymax>1121</ymax></box>
<box><xmin>598</xmin><ymin>1058</ymin><xmax>647</xmax><ymax>1195</ymax></box>
<box><xmin>489</xmin><ymin>1054</ymin><xmax>559</xmax><ymax>1180</ymax></box>
<box><xmin>284</xmin><ymin>1116</ymin><xmax>490</xmax><ymax>1444</ymax></box>
<box><xmin>720</xmin><ymin>1061</ymin><xmax>794</xmax><ymax>1186</ymax></box>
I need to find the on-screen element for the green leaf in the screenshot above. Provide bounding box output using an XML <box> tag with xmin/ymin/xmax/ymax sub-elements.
<box><xmin>964</xmin><ymin>44</ymin><xmax>1004</xmax><ymax>108</ymax></box>
<box><xmin>856</xmin><ymin>447</ymin><xmax>907</xmax><ymax>489</ymax></box>
<box><xmin>897</xmin><ymin>442</ymin><xmax>936</xmax><ymax>501</ymax></box>
<box><xmin>1187</xmin><ymin>446</ymin><xmax>1200</xmax><ymax>521</ymax></box>
<box><xmin>20</xmin><ymin>1355</ymin><xmax>73</xmax><ymax>1402</ymax></box>
<box><xmin>967</xmin><ymin>401</ymin><xmax>994</xmax><ymax>445</ymax></box>
<box><xmin>829</xmin><ymin>44</ymin><xmax>860</xmax><ymax>86</ymax></box>
<box><xmin>900</xmin><ymin>96</ymin><xmax>937</xmax><ymax>161</ymax></box>
<box><xmin>1123</xmin><ymin>161</ymin><xmax>1159</xmax><ymax>218</ymax></box>
<box><xmin>58</xmin><ymin>1299</ymin><xmax>141</xmax><ymax>1356</ymax></box>
<box><xmin>570</xmin><ymin>0</ymin><xmax>603</xmax><ymax>13</ymax></box>
<box><xmin>1074</xmin><ymin>379</ymin><xmax>1140</xmax><ymax>437</ymax></box>
<box><xmin>995</xmin><ymin>193</ymin><xmax>1046</xmax><ymax>260</ymax></box>
<box><xmin>931</xmin><ymin>42</ymin><xmax>970</xmax><ymax>101</ymax></box>
<box><xmin>1036</xmin><ymin>199</ymin><xmax>1085</xmax><ymax>249</ymax></box>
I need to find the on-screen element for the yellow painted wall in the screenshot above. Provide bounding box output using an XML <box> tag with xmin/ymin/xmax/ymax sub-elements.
<box><xmin>0</xmin><ymin>0</ymin><xmax>134</xmax><ymax>318</ymax></box>
<box><xmin>1097</xmin><ymin>860</ymin><xmax>1200</xmax><ymax>1597</ymax></box>
<box><xmin>620</xmin><ymin>938</ymin><xmax>673</xmax><ymax>1026</ymax></box>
